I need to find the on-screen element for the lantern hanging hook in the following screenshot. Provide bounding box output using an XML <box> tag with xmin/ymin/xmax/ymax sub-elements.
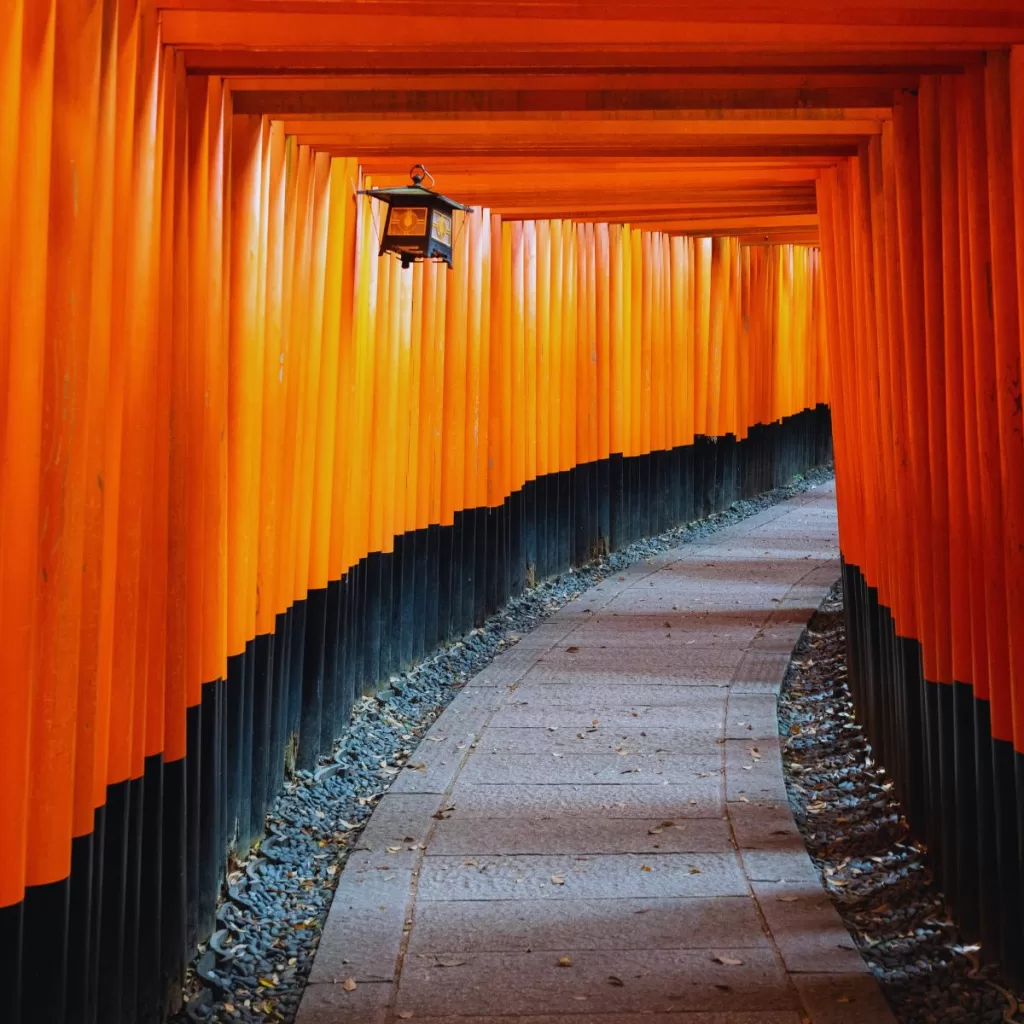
<box><xmin>410</xmin><ymin>163</ymin><xmax>435</xmax><ymax>188</ymax></box>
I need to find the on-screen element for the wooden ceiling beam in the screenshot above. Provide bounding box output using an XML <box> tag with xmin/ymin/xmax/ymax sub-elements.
<box><xmin>308</xmin><ymin>143</ymin><xmax>862</xmax><ymax>159</ymax></box>
<box><xmin>231</xmin><ymin>87</ymin><xmax>898</xmax><ymax>115</ymax></box>
<box><xmin>223</xmin><ymin>71</ymin><xmax>918</xmax><ymax>92</ymax></box>
<box><xmin>608</xmin><ymin>213</ymin><xmax>821</xmax><ymax>232</ymax></box>
<box><xmin>153</xmin><ymin>2</ymin><xmax>1016</xmax><ymax>240</ymax></box>
<box><xmin>740</xmin><ymin>230</ymin><xmax>821</xmax><ymax>244</ymax></box>
<box><xmin>364</xmin><ymin>194</ymin><xmax>822</xmax><ymax>216</ymax></box>
<box><xmin>357</xmin><ymin>155</ymin><xmax>836</xmax><ymax>172</ymax></box>
<box><xmin>275</xmin><ymin>106</ymin><xmax>890</xmax><ymax>122</ymax></box>
<box><xmin>153</xmin><ymin>0</ymin><xmax>1023</xmax><ymax>16</ymax></box>
<box><xmin>182</xmin><ymin>47</ymin><xmax>985</xmax><ymax>74</ymax></box>
<box><xmin>161</xmin><ymin>11</ymin><xmax>1024</xmax><ymax>49</ymax></box>
<box><xmin>284</xmin><ymin>119</ymin><xmax>876</xmax><ymax>159</ymax></box>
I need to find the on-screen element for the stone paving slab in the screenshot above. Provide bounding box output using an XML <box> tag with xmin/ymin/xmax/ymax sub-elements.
<box><xmin>415</xmin><ymin>852</ymin><xmax>748</xmax><ymax>901</ymax></box>
<box><xmin>514</xmin><ymin>656</ymin><xmax>743</xmax><ymax>685</ymax></box>
<box><xmin>752</xmin><ymin>880</ymin><xmax>870</xmax><ymax>975</ymax></box>
<box><xmin>566</xmin><ymin>626</ymin><xmax>758</xmax><ymax>648</ymax></box>
<box><xmin>444</xmin><ymin>780</ymin><xmax>724</xmax><ymax>818</ymax></box>
<box><xmin>426</xmin><ymin>816</ymin><xmax>732</xmax><ymax>856</ymax></box>
<box><xmin>725</xmin><ymin>737</ymin><xmax>786</xmax><ymax>803</ymax></box>
<box><xmin>489</xmin><ymin>700</ymin><xmax>727</xmax><ymax>730</ymax></box>
<box><xmin>458</xmin><ymin>751</ymin><xmax>721</xmax><ymax>785</ymax></box>
<box><xmin>395</xmin><ymin>1015</ymin><xmax>805</xmax><ymax>1024</ymax></box>
<box><xmin>509</xmin><ymin>682</ymin><xmax>731</xmax><ymax>707</ymax></box>
<box><xmin>589</xmin><ymin>590</ymin><xmax>788</xmax><ymax>612</ymax></box>
<box><xmin>741</xmin><ymin>846</ymin><xmax>821</xmax><ymax>885</ymax></box>
<box><xmin>578</xmin><ymin>606</ymin><xmax>773</xmax><ymax>626</ymax></box>
<box><xmin>728</xmin><ymin>799</ymin><xmax>805</xmax><ymax>849</ymax></box>
<box><xmin>792</xmin><ymin>973</ymin><xmax>898</xmax><ymax>1023</ymax></box>
<box><xmin>406</xmin><ymin>896</ymin><xmax>769</xmax><ymax>952</ymax></box>
<box><xmin>479</xmin><ymin>724</ymin><xmax>726</xmax><ymax>755</ymax></box>
<box><xmin>299</xmin><ymin>981</ymin><xmax>392</xmax><ymax>1024</ymax></box>
<box><xmin>726</xmin><ymin>693</ymin><xmax>780</xmax><ymax>739</ymax></box>
<box><xmin>394</xmin><ymin>948</ymin><xmax>798</xmax><ymax>1017</ymax></box>
<box><xmin>298</xmin><ymin>482</ymin><xmax>898</xmax><ymax>1024</ymax></box>
<box><xmin>358</xmin><ymin>792</ymin><xmax>445</xmax><ymax>848</ymax></box>
<box><xmin>306</xmin><ymin>900</ymin><xmax>408</xmax><ymax>984</ymax></box>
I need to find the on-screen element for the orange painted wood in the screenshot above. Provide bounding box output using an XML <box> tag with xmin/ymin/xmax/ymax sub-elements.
<box><xmin>0</xmin><ymin>0</ymin><xmax>54</xmax><ymax>902</ymax></box>
<box><xmin>984</xmin><ymin>52</ymin><xmax>1024</xmax><ymax>750</ymax></box>
<box><xmin>159</xmin><ymin>9</ymin><xmax>1024</xmax><ymax>50</ymax></box>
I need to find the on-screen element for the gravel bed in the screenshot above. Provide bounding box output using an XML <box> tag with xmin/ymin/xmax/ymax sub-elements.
<box><xmin>779</xmin><ymin>582</ymin><xmax>1022</xmax><ymax>1024</ymax></box>
<box><xmin>175</xmin><ymin>464</ymin><xmax>834</xmax><ymax>1024</ymax></box>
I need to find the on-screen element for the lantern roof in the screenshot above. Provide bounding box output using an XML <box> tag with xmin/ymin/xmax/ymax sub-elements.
<box><xmin>359</xmin><ymin>182</ymin><xmax>473</xmax><ymax>212</ymax></box>
<box><xmin>357</xmin><ymin>164</ymin><xmax>474</xmax><ymax>213</ymax></box>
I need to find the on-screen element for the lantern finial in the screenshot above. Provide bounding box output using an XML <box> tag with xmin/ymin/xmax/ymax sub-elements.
<box><xmin>409</xmin><ymin>164</ymin><xmax>434</xmax><ymax>188</ymax></box>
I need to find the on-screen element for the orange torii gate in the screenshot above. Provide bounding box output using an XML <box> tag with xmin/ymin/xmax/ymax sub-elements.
<box><xmin>1</xmin><ymin>2</ymin><xmax>1024</xmax><ymax>1023</ymax></box>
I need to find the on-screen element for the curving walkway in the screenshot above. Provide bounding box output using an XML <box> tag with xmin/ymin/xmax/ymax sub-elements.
<box><xmin>297</xmin><ymin>481</ymin><xmax>896</xmax><ymax>1024</ymax></box>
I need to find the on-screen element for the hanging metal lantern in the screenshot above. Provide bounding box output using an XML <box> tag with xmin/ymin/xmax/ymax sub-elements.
<box><xmin>358</xmin><ymin>164</ymin><xmax>474</xmax><ymax>270</ymax></box>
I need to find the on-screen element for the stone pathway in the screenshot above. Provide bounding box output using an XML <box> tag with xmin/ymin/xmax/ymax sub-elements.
<box><xmin>297</xmin><ymin>481</ymin><xmax>896</xmax><ymax>1024</ymax></box>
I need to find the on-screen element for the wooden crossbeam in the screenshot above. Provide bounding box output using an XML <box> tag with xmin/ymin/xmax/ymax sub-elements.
<box><xmin>153</xmin><ymin>2</ymin><xmax>1021</xmax><ymax>239</ymax></box>
<box><xmin>162</xmin><ymin>10</ymin><xmax>1024</xmax><ymax>49</ymax></box>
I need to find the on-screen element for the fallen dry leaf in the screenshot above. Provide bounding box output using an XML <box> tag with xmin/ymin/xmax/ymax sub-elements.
<box><xmin>398</xmin><ymin>1013</ymin><xmax>414</xmax><ymax>1020</ymax></box>
<box><xmin>607</xmin><ymin>975</ymin><xmax>625</xmax><ymax>987</ymax></box>
<box><xmin>713</xmin><ymin>956</ymin><xmax>745</xmax><ymax>966</ymax></box>
<box><xmin>566</xmin><ymin>646</ymin><xmax>580</xmax><ymax>653</ymax></box>
<box><xmin>342</xmin><ymin>978</ymin><xmax>357</xmax><ymax>992</ymax></box>
<box><xmin>689</xmin><ymin>866</ymin><xmax>702</xmax><ymax>875</ymax></box>
<box><xmin>551</xmin><ymin>874</ymin><xmax>566</xmax><ymax>885</ymax></box>
<box><xmin>557</xmin><ymin>956</ymin><xmax>574</xmax><ymax>968</ymax></box>
<box><xmin>641</xmin><ymin>864</ymin><xmax>653</xmax><ymax>872</ymax></box>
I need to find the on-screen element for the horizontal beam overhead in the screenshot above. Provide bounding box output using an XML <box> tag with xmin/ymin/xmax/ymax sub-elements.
<box><xmin>231</xmin><ymin>88</ymin><xmax>899</xmax><ymax>115</ymax></box>
<box><xmin>162</xmin><ymin>11</ymin><xmax>1024</xmax><ymax>48</ymax></box>
<box><xmin>184</xmin><ymin>47</ymin><xmax>987</xmax><ymax>73</ymax></box>
<box><xmin>155</xmin><ymin>1</ymin><xmax>1024</xmax><ymax>240</ymax></box>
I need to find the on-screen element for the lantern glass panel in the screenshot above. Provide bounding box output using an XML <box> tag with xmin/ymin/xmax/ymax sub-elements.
<box><xmin>388</xmin><ymin>206</ymin><xmax>428</xmax><ymax>236</ymax></box>
<box><xmin>431</xmin><ymin>210</ymin><xmax>452</xmax><ymax>246</ymax></box>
